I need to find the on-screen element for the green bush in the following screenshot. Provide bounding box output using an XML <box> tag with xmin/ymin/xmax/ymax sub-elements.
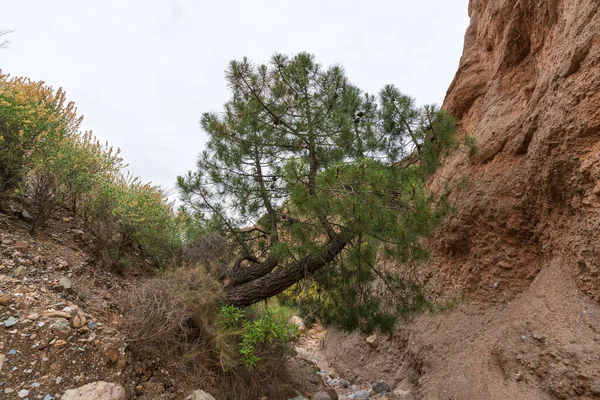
<box><xmin>26</xmin><ymin>131</ymin><xmax>122</xmax><ymax>231</ymax></box>
<box><xmin>219</xmin><ymin>305</ymin><xmax>298</xmax><ymax>369</ymax></box>
<box><xmin>1</xmin><ymin>72</ymin><xmax>185</xmax><ymax>268</ymax></box>
<box><xmin>0</xmin><ymin>73</ymin><xmax>82</xmax><ymax>192</ymax></box>
<box><xmin>81</xmin><ymin>174</ymin><xmax>181</xmax><ymax>267</ymax></box>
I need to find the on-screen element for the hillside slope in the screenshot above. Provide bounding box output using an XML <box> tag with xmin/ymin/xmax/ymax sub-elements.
<box><xmin>323</xmin><ymin>0</ymin><xmax>600</xmax><ymax>398</ymax></box>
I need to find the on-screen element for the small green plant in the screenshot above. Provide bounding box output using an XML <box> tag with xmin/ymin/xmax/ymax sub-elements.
<box><xmin>219</xmin><ymin>305</ymin><xmax>244</xmax><ymax>330</ymax></box>
<box><xmin>219</xmin><ymin>306</ymin><xmax>297</xmax><ymax>369</ymax></box>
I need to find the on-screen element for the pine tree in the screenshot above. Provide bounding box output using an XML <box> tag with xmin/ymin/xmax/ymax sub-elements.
<box><xmin>178</xmin><ymin>53</ymin><xmax>457</xmax><ymax>330</ymax></box>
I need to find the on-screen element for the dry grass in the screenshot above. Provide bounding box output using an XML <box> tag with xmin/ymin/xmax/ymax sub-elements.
<box><xmin>124</xmin><ymin>267</ymin><xmax>296</xmax><ymax>399</ymax></box>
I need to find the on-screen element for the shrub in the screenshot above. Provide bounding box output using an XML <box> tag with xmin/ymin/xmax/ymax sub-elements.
<box><xmin>81</xmin><ymin>174</ymin><xmax>180</xmax><ymax>267</ymax></box>
<box><xmin>0</xmin><ymin>73</ymin><xmax>81</xmax><ymax>193</ymax></box>
<box><xmin>219</xmin><ymin>305</ymin><xmax>298</xmax><ymax>369</ymax></box>
<box><xmin>125</xmin><ymin>269</ymin><xmax>297</xmax><ymax>400</ymax></box>
<box><xmin>26</xmin><ymin>131</ymin><xmax>123</xmax><ymax>231</ymax></box>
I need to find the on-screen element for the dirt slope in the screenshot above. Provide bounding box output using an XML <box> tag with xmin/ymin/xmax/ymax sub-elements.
<box><xmin>323</xmin><ymin>0</ymin><xmax>600</xmax><ymax>399</ymax></box>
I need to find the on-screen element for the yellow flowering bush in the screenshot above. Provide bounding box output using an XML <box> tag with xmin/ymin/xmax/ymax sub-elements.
<box><xmin>1</xmin><ymin>71</ymin><xmax>184</xmax><ymax>268</ymax></box>
<box><xmin>0</xmin><ymin>72</ymin><xmax>81</xmax><ymax>191</ymax></box>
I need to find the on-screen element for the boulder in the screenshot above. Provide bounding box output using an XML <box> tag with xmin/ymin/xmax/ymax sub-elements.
<box><xmin>62</xmin><ymin>381</ymin><xmax>125</xmax><ymax>400</ymax></box>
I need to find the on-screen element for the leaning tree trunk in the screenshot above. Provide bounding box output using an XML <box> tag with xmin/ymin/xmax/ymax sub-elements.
<box><xmin>223</xmin><ymin>234</ymin><xmax>348</xmax><ymax>308</ymax></box>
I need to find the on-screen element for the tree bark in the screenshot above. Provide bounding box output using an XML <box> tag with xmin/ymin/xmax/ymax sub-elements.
<box><xmin>224</xmin><ymin>234</ymin><xmax>348</xmax><ymax>308</ymax></box>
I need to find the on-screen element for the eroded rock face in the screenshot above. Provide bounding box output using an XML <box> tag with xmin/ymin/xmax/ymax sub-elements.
<box><xmin>62</xmin><ymin>381</ymin><xmax>125</xmax><ymax>400</ymax></box>
<box><xmin>428</xmin><ymin>0</ymin><xmax>600</xmax><ymax>301</ymax></box>
<box><xmin>324</xmin><ymin>1</ymin><xmax>600</xmax><ymax>399</ymax></box>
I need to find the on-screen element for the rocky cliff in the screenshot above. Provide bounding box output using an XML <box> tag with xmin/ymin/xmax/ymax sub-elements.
<box><xmin>434</xmin><ymin>0</ymin><xmax>600</xmax><ymax>303</ymax></box>
<box><xmin>324</xmin><ymin>1</ymin><xmax>600</xmax><ymax>398</ymax></box>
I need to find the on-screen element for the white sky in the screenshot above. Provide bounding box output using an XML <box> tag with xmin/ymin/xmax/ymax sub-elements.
<box><xmin>0</xmin><ymin>0</ymin><xmax>469</xmax><ymax>199</ymax></box>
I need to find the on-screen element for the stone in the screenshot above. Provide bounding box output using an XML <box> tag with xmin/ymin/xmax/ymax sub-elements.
<box><xmin>15</xmin><ymin>241</ymin><xmax>29</xmax><ymax>250</ymax></box>
<box><xmin>26</xmin><ymin>312</ymin><xmax>40</xmax><ymax>320</ymax></box>
<box><xmin>186</xmin><ymin>389</ymin><xmax>217</xmax><ymax>400</ymax></box>
<box><xmin>348</xmin><ymin>390</ymin><xmax>370</xmax><ymax>399</ymax></box>
<box><xmin>18</xmin><ymin>389</ymin><xmax>30</xmax><ymax>398</ymax></box>
<box><xmin>50</xmin><ymin>318</ymin><xmax>72</xmax><ymax>336</ymax></box>
<box><xmin>44</xmin><ymin>310</ymin><xmax>72</xmax><ymax>319</ymax></box>
<box><xmin>497</xmin><ymin>260</ymin><xmax>513</xmax><ymax>270</ymax></box>
<box><xmin>0</xmin><ymin>294</ymin><xmax>11</xmax><ymax>305</ymax></box>
<box><xmin>372</xmin><ymin>381</ymin><xmax>390</xmax><ymax>393</ymax></box>
<box><xmin>54</xmin><ymin>340</ymin><xmax>68</xmax><ymax>348</ymax></box>
<box><xmin>13</xmin><ymin>265</ymin><xmax>26</xmax><ymax>278</ymax></box>
<box><xmin>62</xmin><ymin>382</ymin><xmax>125</xmax><ymax>400</ymax></box>
<box><xmin>0</xmin><ymin>354</ymin><xmax>5</xmax><ymax>371</ymax></box>
<box><xmin>288</xmin><ymin>316</ymin><xmax>306</xmax><ymax>332</ymax></box>
<box><xmin>590</xmin><ymin>381</ymin><xmax>600</xmax><ymax>396</ymax></box>
<box><xmin>366</xmin><ymin>334</ymin><xmax>379</xmax><ymax>349</ymax></box>
<box><xmin>71</xmin><ymin>309</ymin><xmax>87</xmax><ymax>328</ymax></box>
<box><xmin>59</xmin><ymin>276</ymin><xmax>72</xmax><ymax>290</ymax></box>
<box><xmin>324</xmin><ymin>388</ymin><xmax>339</xmax><ymax>400</ymax></box>
<box><xmin>314</xmin><ymin>391</ymin><xmax>333</xmax><ymax>400</ymax></box>
<box><xmin>288</xmin><ymin>396</ymin><xmax>309</xmax><ymax>400</ymax></box>
<box><xmin>4</xmin><ymin>316</ymin><xmax>19</xmax><ymax>327</ymax></box>
<box><xmin>104</xmin><ymin>346</ymin><xmax>120</xmax><ymax>364</ymax></box>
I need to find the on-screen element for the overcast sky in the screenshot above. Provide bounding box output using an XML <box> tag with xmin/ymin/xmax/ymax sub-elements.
<box><xmin>1</xmin><ymin>0</ymin><xmax>469</xmax><ymax>199</ymax></box>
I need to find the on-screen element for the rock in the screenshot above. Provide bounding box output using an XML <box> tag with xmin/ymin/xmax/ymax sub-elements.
<box><xmin>393</xmin><ymin>387</ymin><xmax>412</xmax><ymax>398</ymax></box>
<box><xmin>497</xmin><ymin>260</ymin><xmax>512</xmax><ymax>270</ymax></box>
<box><xmin>50</xmin><ymin>318</ymin><xmax>72</xmax><ymax>336</ymax></box>
<box><xmin>18</xmin><ymin>389</ymin><xmax>30</xmax><ymax>398</ymax></box>
<box><xmin>324</xmin><ymin>388</ymin><xmax>339</xmax><ymax>400</ymax></box>
<box><xmin>59</xmin><ymin>276</ymin><xmax>72</xmax><ymax>290</ymax></box>
<box><xmin>289</xmin><ymin>315</ymin><xmax>306</xmax><ymax>333</ymax></box>
<box><xmin>186</xmin><ymin>389</ymin><xmax>217</xmax><ymax>400</ymax></box>
<box><xmin>15</xmin><ymin>241</ymin><xmax>29</xmax><ymax>250</ymax></box>
<box><xmin>314</xmin><ymin>391</ymin><xmax>333</xmax><ymax>400</ymax></box>
<box><xmin>104</xmin><ymin>345</ymin><xmax>120</xmax><ymax>364</ymax></box>
<box><xmin>88</xmin><ymin>320</ymin><xmax>98</xmax><ymax>330</ymax></box>
<box><xmin>54</xmin><ymin>339</ymin><xmax>68</xmax><ymax>348</ymax></box>
<box><xmin>44</xmin><ymin>310</ymin><xmax>72</xmax><ymax>319</ymax></box>
<box><xmin>4</xmin><ymin>316</ymin><xmax>19</xmax><ymax>327</ymax></box>
<box><xmin>13</xmin><ymin>265</ymin><xmax>26</xmax><ymax>278</ymax></box>
<box><xmin>516</xmin><ymin>371</ymin><xmax>523</xmax><ymax>381</ymax></box>
<box><xmin>372</xmin><ymin>381</ymin><xmax>390</xmax><ymax>393</ymax></box>
<box><xmin>71</xmin><ymin>309</ymin><xmax>87</xmax><ymax>328</ymax></box>
<box><xmin>26</xmin><ymin>312</ymin><xmax>40</xmax><ymax>320</ymax></box>
<box><xmin>288</xmin><ymin>396</ymin><xmax>308</xmax><ymax>400</ymax></box>
<box><xmin>348</xmin><ymin>390</ymin><xmax>370</xmax><ymax>399</ymax></box>
<box><xmin>0</xmin><ymin>354</ymin><xmax>5</xmax><ymax>371</ymax></box>
<box><xmin>590</xmin><ymin>381</ymin><xmax>600</xmax><ymax>395</ymax></box>
<box><xmin>0</xmin><ymin>294</ymin><xmax>11</xmax><ymax>305</ymax></box>
<box><xmin>366</xmin><ymin>334</ymin><xmax>379</xmax><ymax>349</ymax></box>
<box><xmin>62</xmin><ymin>382</ymin><xmax>125</xmax><ymax>400</ymax></box>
